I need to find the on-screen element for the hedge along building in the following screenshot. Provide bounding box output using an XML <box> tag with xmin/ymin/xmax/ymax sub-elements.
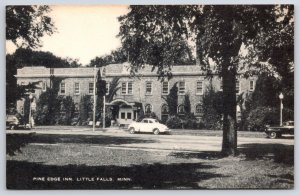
<box><xmin>15</xmin><ymin>63</ymin><xmax>257</xmax><ymax>126</ymax></box>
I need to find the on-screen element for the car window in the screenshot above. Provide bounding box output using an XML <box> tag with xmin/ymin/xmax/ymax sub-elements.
<box><xmin>154</xmin><ymin>119</ymin><xmax>158</xmax><ymax>123</ymax></box>
<box><xmin>149</xmin><ymin>120</ymin><xmax>153</xmax><ymax>123</ymax></box>
<box><xmin>143</xmin><ymin>120</ymin><xmax>148</xmax><ymax>123</ymax></box>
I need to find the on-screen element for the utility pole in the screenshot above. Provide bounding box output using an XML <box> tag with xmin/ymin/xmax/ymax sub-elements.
<box><xmin>93</xmin><ymin>65</ymin><xmax>97</xmax><ymax>132</ymax></box>
<box><xmin>101</xmin><ymin>67</ymin><xmax>106</xmax><ymax>129</ymax></box>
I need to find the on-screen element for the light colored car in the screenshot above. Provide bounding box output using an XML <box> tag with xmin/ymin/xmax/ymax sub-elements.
<box><xmin>128</xmin><ymin>118</ymin><xmax>171</xmax><ymax>135</ymax></box>
<box><xmin>6</xmin><ymin>115</ymin><xmax>20</xmax><ymax>130</ymax></box>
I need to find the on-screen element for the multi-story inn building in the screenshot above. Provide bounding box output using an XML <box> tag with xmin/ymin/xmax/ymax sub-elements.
<box><xmin>15</xmin><ymin>63</ymin><xmax>257</xmax><ymax>125</ymax></box>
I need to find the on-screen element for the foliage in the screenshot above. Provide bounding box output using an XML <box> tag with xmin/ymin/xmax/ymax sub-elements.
<box><xmin>247</xmin><ymin>106</ymin><xmax>294</xmax><ymax>131</ymax></box>
<box><xmin>79</xmin><ymin>95</ymin><xmax>92</xmax><ymax>125</ymax></box>
<box><xmin>183</xmin><ymin>94</ymin><xmax>191</xmax><ymax>114</ymax></box>
<box><xmin>89</xmin><ymin>47</ymin><xmax>128</xmax><ymax>67</ymax></box>
<box><xmin>6</xmin><ymin>48</ymin><xmax>81</xmax><ymax>108</ymax></box>
<box><xmin>163</xmin><ymin>83</ymin><xmax>178</xmax><ymax>116</ymax></box>
<box><xmin>166</xmin><ymin>115</ymin><xmax>182</xmax><ymax>129</ymax></box>
<box><xmin>118</xmin><ymin>5</ymin><xmax>294</xmax><ymax>155</ymax></box>
<box><xmin>6</xmin><ymin>5</ymin><xmax>55</xmax><ymax>48</ymax></box>
<box><xmin>106</xmin><ymin>77</ymin><xmax>121</xmax><ymax>102</ymax></box>
<box><xmin>202</xmin><ymin>84</ymin><xmax>223</xmax><ymax>130</ymax></box>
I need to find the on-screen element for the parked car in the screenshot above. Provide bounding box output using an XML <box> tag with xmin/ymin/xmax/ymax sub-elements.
<box><xmin>128</xmin><ymin>118</ymin><xmax>171</xmax><ymax>135</ymax></box>
<box><xmin>265</xmin><ymin>121</ymin><xmax>294</xmax><ymax>139</ymax></box>
<box><xmin>6</xmin><ymin>115</ymin><xmax>20</xmax><ymax>130</ymax></box>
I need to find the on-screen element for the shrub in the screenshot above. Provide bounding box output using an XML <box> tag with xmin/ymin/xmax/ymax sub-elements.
<box><xmin>166</xmin><ymin>115</ymin><xmax>182</xmax><ymax>129</ymax></box>
<box><xmin>247</xmin><ymin>106</ymin><xmax>294</xmax><ymax>131</ymax></box>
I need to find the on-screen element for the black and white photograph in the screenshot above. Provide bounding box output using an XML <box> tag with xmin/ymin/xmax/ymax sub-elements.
<box><xmin>5</xmin><ymin>4</ymin><xmax>294</xmax><ymax>189</ymax></box>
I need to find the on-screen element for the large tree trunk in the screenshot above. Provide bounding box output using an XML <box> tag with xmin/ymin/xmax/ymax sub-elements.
<box><xmin>221</xmin><ymin>59</ymin><xmax>238</xmax><ymax>156</ymax></box>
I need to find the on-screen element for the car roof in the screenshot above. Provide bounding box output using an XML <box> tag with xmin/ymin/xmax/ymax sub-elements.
<box><xmin>143</xmin><ymin>118</ymin><xmax>155</xmax><ymax>120</ymax></box>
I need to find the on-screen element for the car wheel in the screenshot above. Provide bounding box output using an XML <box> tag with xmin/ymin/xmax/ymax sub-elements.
<box><xmin>269</xmin><ymin>132</ymin><xmax>278</xmax><ymax>139</ymax></box>
<box><xmin>153</xmin><ymin>128</ymin><xmax>160</xmax><ymax>135</ymax></box>
<box><xmin>129</xmin><ymin>127</ymin><xmax>135</xmax><ymax>134</ymax></box>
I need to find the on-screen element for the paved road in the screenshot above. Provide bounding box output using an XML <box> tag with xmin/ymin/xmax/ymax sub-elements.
<box><xmin>7</xmin><ymin>127</ymin><xmax>294</xmax><ymax>153</ymax></box>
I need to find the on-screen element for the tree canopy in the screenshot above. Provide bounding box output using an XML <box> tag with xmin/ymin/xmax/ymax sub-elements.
<box><xmin>118</xmin><ymin>5</ymin><xmax>294</xmax><ymax>155</ymax></box>
<box><xmin>6</xmin><ymin>5</ymin><xmax>55</xmax><ymax>48</ymax></box>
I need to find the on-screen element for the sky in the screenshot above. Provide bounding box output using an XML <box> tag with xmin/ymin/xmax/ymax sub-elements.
<box><xmin>6</xmin><ymin>5</ymin><xmax>129</xmax><ymax>66</ymax></box>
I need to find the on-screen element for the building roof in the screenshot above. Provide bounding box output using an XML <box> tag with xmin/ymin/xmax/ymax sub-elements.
<box><xmin>15</xmin><ymin>63</ymin><xmax>207</xmax><ymax>78</ymax></box>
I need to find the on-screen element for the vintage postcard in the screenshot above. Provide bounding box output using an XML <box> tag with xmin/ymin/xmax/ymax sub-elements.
<box><xmin>6</xmin><ymin>5</ymin><xmax>294</xmax><ymax>189</ymax></box>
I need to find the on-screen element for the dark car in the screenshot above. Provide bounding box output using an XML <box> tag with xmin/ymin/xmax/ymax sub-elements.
<box><xmin>6</xmin><ymin>115</ymin><xmax>20</xmax><ymax>130</ymax></box>
<box><xmin>265</xmin><ymin>121</ymin><xmax>294</xmax><ymax>139</ymax></box>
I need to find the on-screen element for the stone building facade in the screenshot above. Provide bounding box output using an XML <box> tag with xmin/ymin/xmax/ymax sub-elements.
<box><xmin>15</xmin><ymin>63</ymin><xmax>257</xmax><ymax>125</ymax></box>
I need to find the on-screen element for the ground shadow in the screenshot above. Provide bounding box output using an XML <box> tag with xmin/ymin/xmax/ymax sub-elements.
<box><xmin>6</xmin><ymin>160</ymin><xmax>223</xmax><ymax>189</ymax></box>
<box><xmin>7</xmin><ymin>133</ymin><xmax>156</xmax><ymax>155</ymax></box>
<box><xmin>169</xmin><ymin>143</ymin><xmax>294</xmax><ymax>165</ymax></box>
<box><xmin>238</xmin><ymin>143</ymin><xmax>294</xmax><ymax>165</ymax></box>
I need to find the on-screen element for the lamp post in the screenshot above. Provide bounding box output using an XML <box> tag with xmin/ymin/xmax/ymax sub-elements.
<box><xmin>28</xmin><ymin>93</ymin><xmax>33</xmax><ymax>128</ymax></box>
<box><xmin>279</xmin><ymin>93</ymin><xmax>284</xmax><ymax>126</ymax></box>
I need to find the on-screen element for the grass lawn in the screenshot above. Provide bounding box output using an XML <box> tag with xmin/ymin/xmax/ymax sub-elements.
<box><xmin>6</xmin><ymin>133</ymin><xmax>293</xmax><ymax>189</ymax></box>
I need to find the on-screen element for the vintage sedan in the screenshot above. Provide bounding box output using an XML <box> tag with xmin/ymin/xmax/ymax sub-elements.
<box><xmin>265</xmin><ymin>121</ymin><xmax>294</xmax><ymax>139</ymax></box>
<box><xmin>128</xmin><ymin>118</ymin><xmax>171</xmax><ymax>135</ymax></box>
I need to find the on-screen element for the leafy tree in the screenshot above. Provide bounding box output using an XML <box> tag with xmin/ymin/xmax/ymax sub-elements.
<box><xmin>89</xmin><ymin>47</ymin><xmax>127</xmax><ymax>67</ymax></box>
<box><xmin>79</xmin><ymin>95</ymin><xmax>92</xmax><ymax>125</ymax></box>
<box><xmin>6</xmin><ymin>48</ymin><xmax>81</xmax><ymax>108</ymax></box>
<box><xmin>118</xmin><ymin>5</ymin><xmax>293</xmax><ymax>155</ymax></box>
<box><xmin>183</xmin><ymin>94</ymin><xmax>191</xmax><ymax>114</ymax></box>
<box><xmin>6</xmin><ymin>5</ymin><xmax>55</xmax><ymax>48</ymax></box>
<box><xmin>106</xmin><ymin>77</ymin><xmax>121</xmax><ymax>102</ymax></box>
<box><xmin>202</xmin><ymin>84</ymin><xmax>223</xmax><ymax>130</ymax></box>
<box><xmin>163</xmin><ymin>83</ymin><xmax>178</xmax><ymax>116</ymax></box>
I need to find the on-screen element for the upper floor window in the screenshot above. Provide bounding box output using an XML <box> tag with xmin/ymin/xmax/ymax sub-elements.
<box><xmin>89</xmin><ymin>83</ymin><xmax>94</xmax><ymax>94</ymax></box>
<box><xmin>145</xmin><ymin>81</ymin><xmax>152</xmax><ymax>95</ymax></box>
<box><xmin>42</xmin><ymin>82</ymin><xmax>47</xmax><ymax>91</ymax></box>
<box><xmin>121</xmin><ymin>81</ymin><xmax>133</xmax><ymax>95</ymax></box>
<box><xmin>162</xmin><ymin>81</ymin><xmax>169</xmax><ymax>95</ymax></box>
<box><xmin>178</xmin><ymin>81</ymin><xmax>185</xmax><ymax>95</ymax></box>
<box><xmin>60</xmin><ymin>82</ymin><xmax>66</xmax><ymax>94</ymax></box>
<box><xmin>74</xmin><ymin>82</ymin><xmax>80</xmax><ymax>95</ymax></box>
<box><xmin>249</xmin><ymin>80</ymin><xmax>255</xmax><ymax>91</ymax></box>
<box><xmin>196</xmin><ymin>81</ymin><xmax>203</xmax><ymax>95</ymax></box>
<box><xmin>236</xmin><ymin>79</ymin><xmax>240</xmax><ymax>94</ymax></box>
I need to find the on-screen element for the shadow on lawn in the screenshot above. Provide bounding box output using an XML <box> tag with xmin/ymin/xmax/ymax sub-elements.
<box><xmin>7</xmin><ymin>133</ymin><xmax>156</xmax><ymax>155</ymax></box>
<box><xmin>6</xmin><ymin>160</ymin><xmax>223</xmax><ymax>189</ymax></box>
<box><xmin>170</xmin><ymin>143</ymin><xmax>294</xmax><ymax>165</ymax></box>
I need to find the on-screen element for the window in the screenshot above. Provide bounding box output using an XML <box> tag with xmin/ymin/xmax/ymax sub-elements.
<box><xmin>121</xmin><ymin>112</ymin><xmax>125</xmax><ymax>119</ymax></box>
<box><xmin>20</xmin><ymin>107</ymin><xmax>24</xmax><ymax>115</ymax></box>
<box><xmin>106</xmin><ymin>82</ymin><xmax>110</xmax><ymax>95</ymax></box>
<box><xmin>60</xmin><ymin>82</ymin><xmax>66</xmax><ymax>94</ymax></box>
<box><xmin>178</xmin><ymin>81</ymin><xmax>185</xmax><ymax>95</ymax></box>
<box><xmin>42</xmin><ymin>82</ymin><xmax>47</xmax><ymax>91</ymax></box>
<box><xmin>121</xmin><ymin>82</ymin><xmax>127</xmax><ymax>94</ymax></box>
<box><xmin>128</xmin><ymin>82</ymin><xmax>133</xmax><ymax>94</ymax></box>
<box><xmin>219</xmin><ymin>79</ymin><xmax>223</xmax><ymax>91</ymax></box>
<box><xmin>127</xmin><ymin>112</ymin><xmax>132</xmax><ymax>119</ymax></box>
<box><xmin>89</xmin><ymin>83</ymin><xmax>94</xmax><ymax>94</ymax></box>
<box><xmin>145</xmin><ymin>81</ymin><xmax>152</xmax><ymax>95</ymax></box>
<box><xmin>178</xmin><ymin>105</ymin><xmax>185</xmax><ymax>115</ymax></box>
<box><xmin>74</xmin><ymin>83</ymin><xmax>80</xmax><ymax>94</ymax></box>
<box><xmin>161</xmin><ymin>104</ymin><xmax>169</xmax><ymax>114</ymax></box>
<box><xmin>162</xmin><ymin>81</ymin><xmax>169</xmax><ymax>95</ymax></box>
<box><xmin>195</xmin><ymin>104</ymin><xmax>203</xmax><ymax>114</ymax></box>
<box><xmin>161</xmin><ymin>104</ymin><xmax>169</xmax><ymax>123</ymax></box>
<box><xmin>142</xmin><ymin>119</ymin><xmax>148</xmax><ymax>123</ymax></box>
<box><xmin>196</xmin><ymin>81</ymin><xmax>203</xmax><ymax>95</ymax></box>
<box><xmin>249</xmin><ymin>80</ymin><xmax>255</xmax><ymax>91</ymax></box>
<box><xmin>121</xmin><ymin>82</ymin><xmax>133</xmax><ymax>95</ymax></box>
<box><xmin>236</xmin><ymin>79</ymin><xmax>240</xmax><ymax>94</ymax></box>
<box><xmin>145</xmin><ymin>104</ymin><xmax>152</xmax><ymax>114</ymax></box>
